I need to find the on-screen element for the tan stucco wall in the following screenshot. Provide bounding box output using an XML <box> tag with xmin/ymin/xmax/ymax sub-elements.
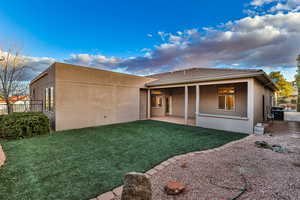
<box><xmin>195</xmin><ymin>80</ymin><xmax>253</xmax><ymax>134</ymax></box>
<box><xmin>139</xmin><ymin>89</ymin><xmax>148</xmax><ymax>120</ymax></box>
<box><xmin>253</xmin><ymin>79</ymin><xmax>274</xmax><ymax>126</ymax></box>
<box><xmin>196</xmin><ymin>115</ymin><xmax>252</xmax><ymax>134</ymax></box>
<box><xmin>54</xmin><ymin>63</ymin><xmax>150</xmax><ymax>131</ymax></box>
<box><xmin>165</xmin><ymin>83</ymin><xmax>247</xmax><ymax>118</ymax></box>
<box><xmin>169</xmin><ymin>87</ymin><xmax>196</xmax><ymax>118</ymax></box>
<box><xmin>30</xmin><ymin>64</ymin><xmax>56</xmax><ymax>127</ymax></box>
<box><xmin>199</xmin><ymin>83</ymin><xmax>248</xmax><ymax>117</ymax></box>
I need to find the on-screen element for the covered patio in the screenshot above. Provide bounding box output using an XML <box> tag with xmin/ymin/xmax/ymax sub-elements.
<box><xmin>144</xmin><ymin>78</ymin><xmax>255</xmax><ymax>133</ymax></box>
<box><xmin>138</xmin><ymin>68</ymin><xmax>277</xmax><ymax>134</ymax></box>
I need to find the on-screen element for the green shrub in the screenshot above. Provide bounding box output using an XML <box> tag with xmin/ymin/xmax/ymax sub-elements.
<box><xmin>0</xmin><ymin>112</ymin><xmax>50</xmax><ymax>140</ymax></box>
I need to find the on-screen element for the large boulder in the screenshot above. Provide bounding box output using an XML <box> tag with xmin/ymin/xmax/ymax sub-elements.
<box><xmin>0</xmin><ymin>144</ymin><xmax>6</xmax><ymax>167</ymax></box>
<box><xmin>121</xmin><ymin>172</ymin><xmax>152</xmax><ymax>200</ymax></box>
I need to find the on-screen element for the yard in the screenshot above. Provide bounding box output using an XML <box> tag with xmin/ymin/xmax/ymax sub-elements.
<box><xmin>0</xmin><ymin>120</ymin><xmax>246</xmax><ymax>200</ymax></box>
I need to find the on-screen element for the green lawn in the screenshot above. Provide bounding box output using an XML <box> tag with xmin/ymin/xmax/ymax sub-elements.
<box><xmin>0</xmin><ymin>120</ymin><xmax>246</xmax><ymax>200</ymax></box>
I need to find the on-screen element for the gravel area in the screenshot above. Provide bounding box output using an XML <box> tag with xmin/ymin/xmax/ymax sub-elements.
<box><xmin>114</xmin><ymin>124</ymin><xmax>300</xmax><ymax>200</ymax></box>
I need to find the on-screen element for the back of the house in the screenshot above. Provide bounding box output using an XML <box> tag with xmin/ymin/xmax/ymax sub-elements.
<box><xmin>30</xmin><ymin>62</ymin><xmax>277</xmax><ymax>133</ymax></box>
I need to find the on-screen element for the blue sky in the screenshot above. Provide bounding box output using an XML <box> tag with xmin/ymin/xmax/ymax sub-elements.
<box><xmin>0</xmin><ymin>0</ymin><xmax>300</xmax><ymax>81</ymax></box>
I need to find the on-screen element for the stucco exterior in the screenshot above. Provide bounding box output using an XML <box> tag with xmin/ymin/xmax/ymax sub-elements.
<box><xmin>170</xmin><ymin>87</ymin><xmax>196</xmax><ymax>118</ymax></box>
<box><xmin>30</xmin><ymin>64</ymin><xmax>56</xmax><ymax>127</ymax></box>
<box><xmin>253</xmin><ymin>79</ymin><xmax>274</xmax><ymax>126</ymax></box>
<box><xmin>139</xmin><ymin>89</ymin><xmax>148</xmax><ymax>120</ymax></box>
<box><xmin>30</xmin><ymin>63</ymin><xmax>275</xmax><ymax>134</ymax></box>
<box><xmin>30</xmin><ymin>62</ymin><xmax>150</xmax><ymax>131</ymax></box>
<box><xmin>148</xmin><ymin>82</ymin><xmax>247</xmax><ymax>119</ymax></box>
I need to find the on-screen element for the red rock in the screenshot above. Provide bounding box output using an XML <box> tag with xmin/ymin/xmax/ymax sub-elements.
<box><xmin>180</xmin><ymin>162</ymin><xmax>188</xmax><ymax>168</ymax></box>
<box><xmin>164</xmin><ymin>181</ymin><xmax>185</xmax><ymax>195</ymax></box>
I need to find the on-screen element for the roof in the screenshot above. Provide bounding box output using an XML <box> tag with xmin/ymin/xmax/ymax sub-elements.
<box><xmin>29</xmin><ymin>62</ymin><xmax>277</xmax><ymax>91</ymax></box>
<box><xmin>0</xmin><ymin>96</ymin><xmax>29</xmax><ymax>104</ymax></box>
<box><xmin>146</xmin><ymin>67</ymin><xmax>278</xmax><ymax>90</ymax></box>
<box><xmin>30</xmin><ymin>62</ymin><xmax>152</xmax><ymax>85</ymax></box>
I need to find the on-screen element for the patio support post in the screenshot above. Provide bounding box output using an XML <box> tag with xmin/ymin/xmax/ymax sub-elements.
<box><xmin>169</xmin><ymin>96</ymin><xmax>172</xmax><ymax>115</ymax></box>
<box><xmin>184</xmin><ymin>85</ymin><xmax>188</xmax><ymax>124</ymax></box>
<box><xmin>147</xmin><ymin>89</ymin><xmax>151</xmax><ymax>119</ymax></box>
<box><xmin>247</xmin><ymin>79</ymin><xmax>254</xmax><ymax>133</ymax></box>
<box><xmin>196</xmin><ymin>85</ymin><xmax>199</xmax><ymax>116</ymax></box>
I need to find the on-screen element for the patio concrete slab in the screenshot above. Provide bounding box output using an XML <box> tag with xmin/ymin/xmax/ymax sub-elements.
<box><xmin>151</xmin><ymin>116</ymin><xmax>196</xmax><ymax>126</ymax></box>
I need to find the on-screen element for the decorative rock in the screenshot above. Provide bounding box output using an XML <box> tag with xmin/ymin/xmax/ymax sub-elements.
<box><xmin>180</xmin><ymin>162</ymin><xmax>188</xmax><ymax>168</ymax></box>
<box><xmin>255</xmin><ymin>141</ymin><xmax>272</xmax><ymax>149</ymax></box>
<box><xmin>154</xmin><ymin>165</ymin><xmax>164</xmax><ymax>171</ymax></box>
<box><xmin>97</xmin><ymin>191</ymin><xmax>115</xmax><ymax>200</ymax></box>
<box><xmin>187</xmin><ymin>152</ymin><xmax>195</xmax><ymax>157</ymax></box>
<box><xmin>164</xmin><ymin>181</ymin><xmax>185</xmax><ymax>195</ymax></box>
<box><xmin>112</xmin><ymin>186</ymin><xmax>123</xmax><ymax>196</ymax></box>
<box><xmin>167</xmin><ymin>158</ymin><xmax>177</xmax><ymax>163</ymax></box>
<box><xmin>271</xmin><ymin>144</ymin><xmax>288</xmax><ymax>153</ymax></box>
<box><xmin>160</xmin><ymin>161</ymin><xmax>170</xmax><ymax>167</ymax></box>
<box><xmin>121</xmin><ymin>172</ymin><xmax>152</xmax><ymax>200</ymax></box>
<box><xmin>146</xmin><ymin>169</ymin><xmax>157</xmax><ymax>176</ymax></box>
<box><xmin>0</xmin><ymin>144</ymin><xmax>6</xmax><ymax>167</ymax></box>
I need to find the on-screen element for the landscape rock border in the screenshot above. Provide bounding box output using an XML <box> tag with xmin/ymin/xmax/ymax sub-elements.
<box><xmin>0</xmin><ymin>144</ymin><xmax>6</xmax><ymax>167</ymax></box>
<box><xmin>90</xmin><ymin>135</ymin><xmax>253</xmax><ymax>200</ymax></box>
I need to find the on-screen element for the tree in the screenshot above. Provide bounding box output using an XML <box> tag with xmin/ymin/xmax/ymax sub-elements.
<box><xmin>269</xmin><ymin>71</ymin><xmax>294</xmax><ymax>98</ymax></box>
<box><xmin>0</xmin><ymin>47</ymin><xmax>26</xmax><ymax>114</ymax></box>
<box><xmin>296</xmin><ymin>54</ymin><xmax>300</xmax><ymax>111</ymax></box>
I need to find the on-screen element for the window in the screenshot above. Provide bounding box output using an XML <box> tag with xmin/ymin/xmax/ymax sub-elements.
<box><xmin>218</xmin><ymin>87</ymin><xmax>235</xmax><ymax>110</ymax></box>
<box><xmin>32</xmin><ymin>89</ymin><xmax>36</xmax><ymax>100</ymax></box>
<box><xmin>44</xmin><ymin>88</ymin><xmax>49</xmax><ymax>111</ymax></box>
<box><xmin>151</xmin><ymin>95</ymin><xmax>162</xmax><ymax>108</ymax></box>
<box><xmin>44</xmin><ymin>87</ymin><xmax>54</xmax><ymax>112</ymax></box>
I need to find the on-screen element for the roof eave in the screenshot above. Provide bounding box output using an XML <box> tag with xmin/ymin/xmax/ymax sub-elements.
<box><xmin>146</xmin><ymin>71</ymin><xmax>278</xmax><ymax>91</ymax></box>
<box><xmin>146</xmin><ymin>72</ymin><xmax>264</xmax><ymax>87</ymax></box>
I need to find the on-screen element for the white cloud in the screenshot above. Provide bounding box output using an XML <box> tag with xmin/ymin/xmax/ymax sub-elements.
<box><xmin>65</xmin><ymin>53</ymin><xmax>121</xmax><ymax>68</ymax></box>
<box><xmin>250</xmin><ymin>0</ymin><xmax>279</xmax><ymax>6</ymax></box>
<box><xmin>60</xmin><ymin>12</ymin><xmax>300</xmax><ymax>79</ymax></box>
<box><xmin>249</xmin><ymin>0</ymin><xmax>300</xmax><ymax>12</ymax></box>
<box><xmin>0</xmin><ymin>50</ymin><xmax>55</xmax><ymax>81</ymax></box>
<box><xmin>9</xmin><ymin>2</ymin><xmax>300</xmax><ymax>81</ymax></box>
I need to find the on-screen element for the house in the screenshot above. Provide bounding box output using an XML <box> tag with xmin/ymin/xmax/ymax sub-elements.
<box><xmin>30</xmin><ymin>62</ymin><xmax>277</xmax><ymax>133</ymax></box>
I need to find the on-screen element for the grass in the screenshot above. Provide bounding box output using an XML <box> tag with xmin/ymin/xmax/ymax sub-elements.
<box><xmin>0</xmin><ymin>120</ymin><xmax>246</xmax><ymax>200</ymax></box>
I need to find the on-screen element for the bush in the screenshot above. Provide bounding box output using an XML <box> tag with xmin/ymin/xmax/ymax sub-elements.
<box><xmin>0</xmin><ymin>112</ymin><xmax>50</xmax><ymax>140</ymax></box>
<box><xmin>291</xmin><ymin>99</ymin><xmax>297</xmax><ymax>104</ymax></box>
